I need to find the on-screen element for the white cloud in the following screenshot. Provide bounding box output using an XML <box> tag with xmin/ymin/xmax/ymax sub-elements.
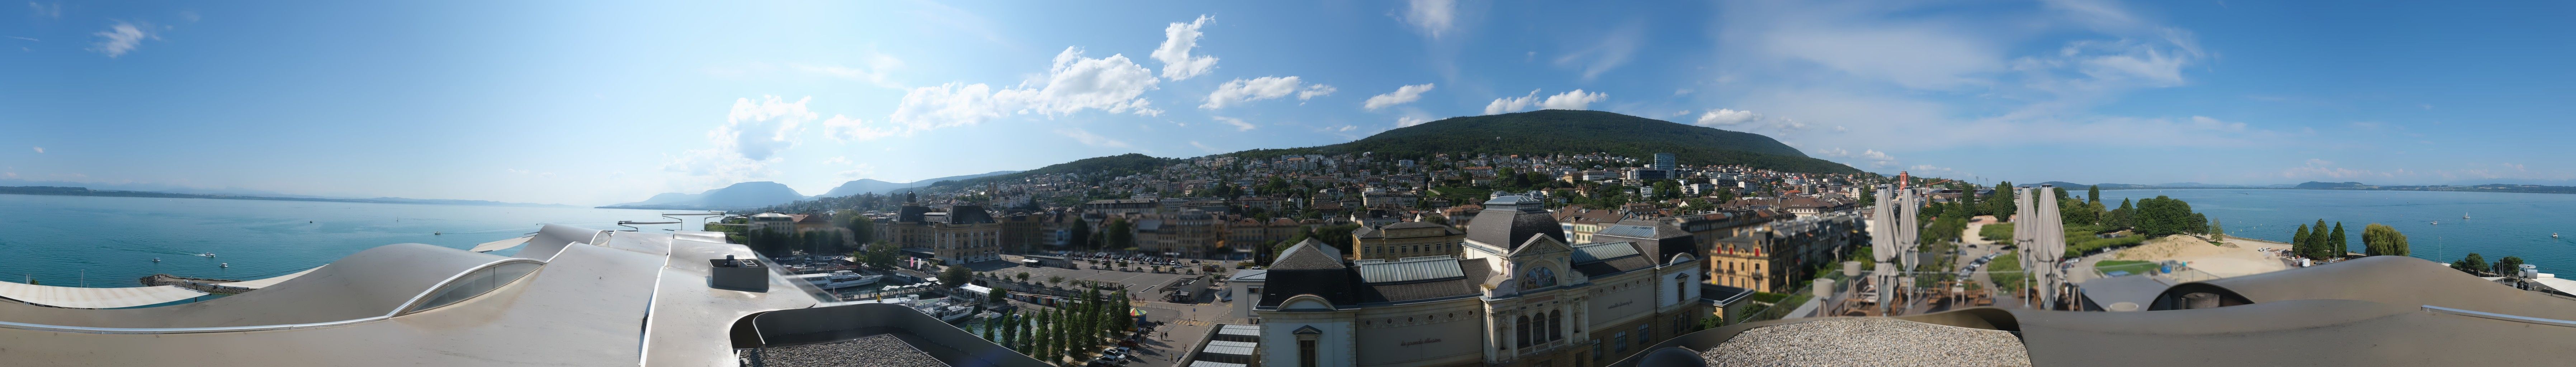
<box><xmin>1695</xmin><ymin>109</ymin><xmax>1761</xmax><ymax>126</ymax></box>
<box><xmin>1337</xmin><ymin>125</ymin><xmax>1357</xmax><ymax>132</ymax></box>
<box><xmin>1401</xmin><ymin>0</ymin><xmax>1459</xmax><ymax>39</ymax></box>
<box><xmin>1483</xmin><ymin>89</ymin><xmax>1606</xmax><ymax>115</ymax></box>
<box><xmin>1213</xmin><ymin>116</ymin><xmax>1256</xmax><ymax>131</ymax></box>
<box><xmin>1817</xmin><ymin>148</ymin><xmax>1851</xmax><ymax>157</ymax></box>
<box><xmin>2188</xmin><ymin>116</ymin><xmax>2246</xmax><ymax>132</ymax></box>
<box><xmin>1056</xmin><ymin>128</ymin><xmax>1131</xmax><ymax>148</ymax></box>
<box><xmin>884</xmin><ymin>47</ymin><xmax>1163</xmax><ymax>137</ymax></box>
<box><xmin>1298</xmin><ymin>84</ymin><xmax>1336</xmax><ymax>101</ymax></box>
<box><xmin>1202</xmin><ymin>76</ymin><xmax>1306</xmax><ymax>109</ymax></box>
<box><xmin>29</xmin><ymin>147</ymin><xmax>40</xmax><ymax>153</ymax></box>
<box><xmin>1396</xmin><ymin>115</ymin><xmax>1433</xmax><ymax>128</ymax></box>
<box><xmin>1552</xmin><ymin>23</ymin><xmax>1644</xmax><ymax>81</ymax></box>
<box><xmin>713</xmin><ymin>96</ymin><xmax>817</xmax><ymax>161</ymax></box>
<box><xmin>89</xmin><ymin>21</ymin><xmax>153</xmax><ymax>58</ymax></box>
<box><xmin>1151</xmin><ymin>15</ymin><xmax>1220</xmax><ymax>81</ymax></box>
<box><xmin>795</xmin><ymin>52</ymin><xmax>906</xmax><ymax>89</ymax></box>
<box><xmin>506</xmin><ymin>168</ymin><xmax>529</xmax><ymax>174</ymax></box>
<box><xmin>823</xmin><ymin>156</ymin><xmax>852</xmax><ymax>166</ymax></box>
<box><xmin>28</xmin><ymin>2</ymin><xmax>58</xmax><ymax>18</ymax></box>
<box><xmin>2281</xmin><ymin>158</ymin><xmax>2396</xmax><ymax>180</ymax></box>
<box><xmin>1862</xmin><ymin>149</ymin><xmax>1895</xmax><ymax>162</ymax></box>
<box><xmin>1190</xmin><ymin>141</ymin><xmax>1218</xmax><ymax>152</ymax></box>
<box><xmin>1363</xmin><ymin>84</ymin><xmax>1436</xmax><ymax>110</ymax></box>
<box><xmin>822</xmin><ymin>114</ymin><xmax>898</xmax><ymax>142</ymax></box>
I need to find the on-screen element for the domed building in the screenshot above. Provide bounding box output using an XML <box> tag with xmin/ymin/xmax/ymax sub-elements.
<box><xmin>1257</xmin><ymin>196</ymin><xmax>1706</xmax><ymax>367</ymax></box>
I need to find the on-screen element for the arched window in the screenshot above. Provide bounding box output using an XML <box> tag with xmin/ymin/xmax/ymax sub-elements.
<box><xmin>1521</xmin><ymin>266</ymin><xmax>1558</xmax><ymax>289</ymax></box>
<box><xmin>1548</xmin><ymin>310</ymin><xmax>1564</xmax><ymax>341</ymax></box>
<box><xmin>1516</xmin><ymin>315</ymin><xmax>1532</xmax><ymax>348</ymax></box>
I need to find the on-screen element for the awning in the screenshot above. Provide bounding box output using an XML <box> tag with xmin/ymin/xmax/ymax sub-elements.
<box><xmin>471</xmin><ymin>235</ymin><xmax>535</xmax><ymax>253</ymax></box>
<box><xmin>214</xmin><ymin>267</ymin><xmax>322</xmax><ymax>290</ymax></box>
<box><xmin>0</xmin><ymin>281</ymin><xmax>208</xmax><ymax>309</ymax></box>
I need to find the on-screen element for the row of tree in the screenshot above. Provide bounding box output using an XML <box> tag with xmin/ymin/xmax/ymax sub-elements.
<box><xmin>2452</xmin><ymin>253</ymin><xmax>2527</xmax><ymax>276</ymax></box>
<box><xmin>2288</xmin><ymin>220</ymin><xmax>2415</xmax><ymax>260</ymax></box>
<box><xmin>985</xmin><ymin>285</ymin><xmax>1134</xmax><ymax>364</ymax></box>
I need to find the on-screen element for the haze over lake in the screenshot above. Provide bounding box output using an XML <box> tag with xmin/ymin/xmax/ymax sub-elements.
<box><xmin>0</xmin><ymin>194</ymin><xmax>689</xmax><ymax>286</ymax></box>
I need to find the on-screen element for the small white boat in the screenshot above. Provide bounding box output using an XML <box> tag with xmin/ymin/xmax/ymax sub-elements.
<box><xmin>2555</xmin><ymin>233</ymin><xmax>2562</xmax><ymax>239</ymax></box>
<box><xmin>2463</xmin><ymin>212</ymin><xmax>2471</xmax><ymax>219</ymax></box>
<box><xmin>198</xmin><ymin>253</ymin><xmax>217</xmax><ymax>258</ymax></box>
<box><xmin>2431</xmin><ymin>221</ymin><xmax>2440</xmax><ymax>225</ymax></box>
<box><xmin>798</xmin><ymin>270</ymin><xmax>882</xmax><ymax>290</ymax></box>
<box><xmin>910</xmin><ymin>299</ymin><xmax>977</xmax><ymax>323</ymax></box>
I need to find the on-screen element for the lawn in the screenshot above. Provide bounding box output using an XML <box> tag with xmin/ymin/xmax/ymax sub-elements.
<box><xmin>1989</xmin><ymin>252</ymin><xmax>2025</xmax><ymax>293</ymax></box>
<box><xmin>2095</xmin><ymin>260</ymin><xmax>2160</xmax><ymax>275</ymax></box>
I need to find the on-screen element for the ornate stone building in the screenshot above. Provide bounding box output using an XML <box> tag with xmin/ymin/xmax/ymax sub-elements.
<box><xmin>1257</xmin><ymin>196</ymin><xmax>1704</xmax><ymax>367</ymax></box>
<box><xmin>881</xmin><ymin>202</ymin><xmax>1003</xmax><ymax>264</ymax></box>
<box><xmin>1351</xmin><ymin>221</ymin><xmax>1466</xmax><ymax>261</ymax></box>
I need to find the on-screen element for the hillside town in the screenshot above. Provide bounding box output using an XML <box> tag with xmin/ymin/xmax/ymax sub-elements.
<box><xmin>745</xmin><ymin>152</ymin><xmax>1875</xmax><ymax>294</ymax></box>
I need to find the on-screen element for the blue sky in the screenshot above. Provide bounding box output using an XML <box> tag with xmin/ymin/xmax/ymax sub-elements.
<box><xmin>6</xmin><ymin>0</ymin><xmax>2575</xmax><ymax>205</ymax></box>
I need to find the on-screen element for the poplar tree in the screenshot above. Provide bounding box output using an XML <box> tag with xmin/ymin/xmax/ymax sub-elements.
<box><xmin>1035</xmin><ymin>310</ymin><xmax>1053</xmax><ymax>362</ymax></box>
<box><xmin>2087</xmin><ymin>185</ymin><xmax>2102</xmax><ymax>205</ymax></box>
<box><xmin>2311</xmin><ymin>219</ymin><xmax>2333</xmax><ymax>259</ymax></box>
<box><xmin>2327</xmin><ymin>222</ymin><xmax>2348</xmax><ymax>258</ymax></box>
<box><xmin>2292</xmin><ymin>224</ymin><xmax>2312</xmax><ymax>259</ymax></box>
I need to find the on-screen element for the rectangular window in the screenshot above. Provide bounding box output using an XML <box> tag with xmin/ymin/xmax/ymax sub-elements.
<box><xmin>1299</xmin><ymin>339</ymin><xmax>1318</xmax><ymax>367</ymax></box>
<box><xmin>1592</xmin><ymin>343</ymin><xmax>1604</xmax><ymax>360</ymax></box>
<box><xmin>1613</xmin><ymin>332</ymin><xmax>1628</xmax><ymax>353</ymax></box>
<box><xmin>1637</xmin><ymin>325</ymin><xmax>1652</xmax><ymax>346</ymax></box>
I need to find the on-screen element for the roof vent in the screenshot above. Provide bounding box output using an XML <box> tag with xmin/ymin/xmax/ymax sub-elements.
<box><xmin>711</xmin><ymin>255</ymin><xmax>770</xmax><ymax>292</ymax></box>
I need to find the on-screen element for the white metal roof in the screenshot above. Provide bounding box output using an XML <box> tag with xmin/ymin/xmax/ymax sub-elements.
<box><xmin>0</xmin><ymin>282</ymin><xmax>206</xmax><ymax>309</ymax></box>
<box><xmin>212</xmin><ymin>267</ymin><xmax>321</xmax><ymax>290</ymax></box>
<box><xmin>470</xmin><ymin>235</ymin><xmax>533</xmax><ymax>253</ymax></box>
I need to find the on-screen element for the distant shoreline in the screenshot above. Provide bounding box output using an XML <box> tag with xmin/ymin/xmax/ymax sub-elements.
<box><xmin>0</xmin><ymin>187</ymin><xmax>576</xmax><ymax>208</ymax></box>
<box><xmin>2096</xmin><ymin>186</ymin><xmax>2576</xmax><ymax>195</ymax></box>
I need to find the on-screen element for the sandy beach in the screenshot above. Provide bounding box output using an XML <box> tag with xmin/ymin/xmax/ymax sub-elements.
<box><xmin>2112</xmin><ymin>235</ymin><xmax>2296</xmax><ymax>278</ymax></box>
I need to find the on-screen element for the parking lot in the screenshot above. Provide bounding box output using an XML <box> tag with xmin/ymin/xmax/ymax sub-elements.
<box><xmin>979</xmin><ymin>254</ymin><xmax>1243</xmax><ymax>366</ymax></box>
<box><xmin>988</xmin><ymin>254</ymin><xmax>1230</xmax><ymax>304</ymax></box>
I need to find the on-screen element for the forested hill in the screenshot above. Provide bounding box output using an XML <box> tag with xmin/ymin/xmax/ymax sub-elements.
<box><xmin>1229</xmin><ymin>109</ymin><xmax>1859</xmax><ymax>173</ymax></box>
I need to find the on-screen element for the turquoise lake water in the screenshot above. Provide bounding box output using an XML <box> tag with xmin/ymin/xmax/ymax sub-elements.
<box><xmin>0</xmin><ymin>194</ymin><xmax>691</xmax><ymax>286</ymax></box>
<box><xmin>2093</xmin><ymin>189</ymin><xmax>2576</xmax><ymax>272</ymax></box>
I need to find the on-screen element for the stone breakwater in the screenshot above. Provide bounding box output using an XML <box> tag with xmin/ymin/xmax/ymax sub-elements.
<box><xmin>1701</xmin><ymin>318</ymin><xmax>2030</xmax><ymax>367</ymax></box>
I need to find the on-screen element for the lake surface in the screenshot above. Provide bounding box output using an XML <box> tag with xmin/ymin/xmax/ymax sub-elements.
<box><xmin>0</xmin><ymin>194</ymin><xmax>694</xmax><ymax>286</ymax></box>
<box><xmin>2093</xmin><ymin>189</ymin><xmax>2576</xmax><ymax>272</ymax></box>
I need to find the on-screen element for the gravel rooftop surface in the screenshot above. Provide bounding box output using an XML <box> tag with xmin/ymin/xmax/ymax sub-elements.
<box><xmin>1701</xmin><ymin>318</ymin><xmax>2030</xmax><ymax>367</ymax></box>
<box><xmin>756</xmin><ymin>334</ymin><xmax>949</xmax><ymax>367</ymax></box>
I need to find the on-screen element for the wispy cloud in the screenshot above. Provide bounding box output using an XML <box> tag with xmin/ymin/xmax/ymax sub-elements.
<box><xmin>1695</xmin><ymin>109</ymin><xmax>1760</xmax><ymax>126</ymax></box>
<box><xmin>794</xmin><ymin>52</ymin><xmax>906</xmax><ymax>89</ymax></box>
<box><xmin>1056</xmin><ymin>128</ymin><xmax>1131</xmax><ymax>148</ymax></box>
<box><xmin>1211</xmin><ymin>116</ymin><xmax>1256</xmax><ymax>131</ymax></box>
<box><xmin>32</xmin><ymin>147</ymin><xmax>43</xmax><ymax>153</ymax></box>
<box><xmin>1400</xmin><ymin>0</ymin><xmax>1458</xmax><ymax>39</ymax></box>
<box><xmin>27</xmin><ymin>2</ymin><xmax>58</xmax><ymax>18</ymax></box>
<box><xmin>90</xmin><ymin>20</ymin><xmax>155</xmax><ymax>58</ymax></box>
<box><xmin>6</xmin><ymin>36</ymin><xmax>36</xmax><ymax>42</ymax></box>
<box><xmin>1364</xmin><ymin>84</ymin><xmax>1435</xmax><ymax>110</ymax></box>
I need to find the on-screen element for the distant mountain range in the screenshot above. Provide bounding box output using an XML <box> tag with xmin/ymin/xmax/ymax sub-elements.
<box><xmin>818</xmin><ymin>171</ymin><xmax>1019</xmax><ymax>197</ymax></box>
<box><xmin>1229</xmin><ymin>109</ymin><xmax>1861</xmax><ymax>174</ymax></box>
<box><xmin>600</xmin><ymin>181</ymin><xmax>808</xmax><ymax>210</ymax></box>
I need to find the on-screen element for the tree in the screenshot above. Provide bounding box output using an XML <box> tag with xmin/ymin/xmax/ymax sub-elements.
<box><xmin>2496</xmin><ymin>256</ymin><xmax>2529</xmax><ymax>277</ymax></box>
<box><xmin>2087</xmin><ymin>185</ymin><xmax>2102</xmax><ymax>206</ymax></box>
<box><xmin>1001</xmin><ymin>310</ymin><xmax>1019</xmax><ymax>350</ymax></box>
<box><xmin>2310</xmin><ymin>219</ymin><xmax>2334</xmax><ymax>259</ymax></box>
<box><xmin>1107</xmin><ymin>218</ymin><xmax>1135</xmax><ymax>250</ymax></box>
<box><xmin>2453</xmin><ymin>253</ymin><xmax>2489</xmax><ymax>273</ymax></box>
<box><xmin>1035</xmin><ymin>309</ymin><xmax>1054</xmax><ymax>361</ymax></box>
<box><xmin>2292</xmin><ymin>224</ymin><xmax>2312</xmax><ymax>259</ymax></box>
<box><xmin>836</xmin><ymin>209</ymin><xmax>876</xmax><ymax>246</ymax></box>
<box><xmin>1069</xmin><ymin>217</ymin><xmax>1093</xmax><ymax>250</ymax></box>
<box><xmin>2211</xmin><ymin>220</ymin><xmax>2227</xmax><ymax>244</ymax></box>
<box><xmin>939</xmin><ymin>264</ymin><xmax>972</xmax><ymax>288</ymax></box>
<box><xmin>2327</xmin><ymin>222</ymin><xmax>2348</xmax><ymax>258</ymax></box>
<box><xmin>988</xmin><ymin>287</ymin><xmax>1009</xmax><ymax>304</ymax></box>
<box><xmin>2362</xmin><ymin>223</ymin><xmax>2409</xmax><ymax>257</ymax></box>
